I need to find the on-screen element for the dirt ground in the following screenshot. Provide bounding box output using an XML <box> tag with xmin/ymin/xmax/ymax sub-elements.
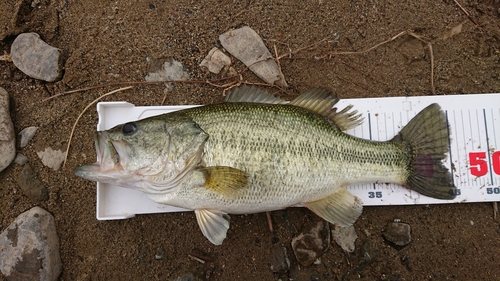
<box><xmin>1</xmin><ymin>0</ymin><xmax>500</xmax><ymax>280</ymax></box>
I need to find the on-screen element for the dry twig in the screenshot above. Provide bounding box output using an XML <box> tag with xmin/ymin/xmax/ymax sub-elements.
<box><xmin>43</xmin><ymin>77</ymin><xmax>238</xmax><ymax>102</ymax></box>
<box><xmin>276</xmin><ymin>30</ymin><xmax>436</xmax><ymax>95</ymax></box>
<box><xmin>452</xmin><ymin>0</ymin><xmax>480</xmax><ymax>27</ymax></box>
<box><xmin>188</xmin><ymin>254</ymin><xmax>206</xmax><ymax>264</ymax></box>
<box><xmin>161</xmin><ymin>84</ymin><xmax>169</xmax><ymax>106</ymax></box>
<box><xmin>406</xmin><ymin>31</ymin><xmax>436</xmax><ymax>95</ymax></box>
<box><xmin>63</xmin><ymin>86</ymin><xmax>133</xmax><ymax>168</ymax></box>
<box><xmin>266</xmin><ymin>211</ymin><xmax>274</xmax><ymax>233</ymax></box>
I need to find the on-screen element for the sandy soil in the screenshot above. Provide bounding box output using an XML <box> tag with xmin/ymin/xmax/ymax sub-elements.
<box><xmin>1</xmin><ymin>0</ymin><xmax>500</xmax><ymax>280</ymax></box>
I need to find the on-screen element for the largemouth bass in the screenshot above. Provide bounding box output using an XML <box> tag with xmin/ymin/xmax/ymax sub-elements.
<box><xmin>75</xmin><ymin>85</ymin><xmax>457</xmax><ymax>245</ymax></box>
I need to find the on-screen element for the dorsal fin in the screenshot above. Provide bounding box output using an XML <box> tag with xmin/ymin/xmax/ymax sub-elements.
<box><xmin>225</xmin><ymin>85</ymin><xmax>287</xmax><ymax>104</ymax></box>
<box><xmin>290</xmin><ymin>88</ymin><xmax>364</xmax><ymax>131</ymax></box>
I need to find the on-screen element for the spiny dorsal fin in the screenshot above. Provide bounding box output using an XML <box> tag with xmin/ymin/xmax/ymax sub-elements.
<box><xmin>290</xmin><ymin>88</ymin><xmax>364</xmax><ymax>131</ymax></box>
<box><xmin>199</xmin><ymin>166</ymin><xmax>249</xmax><ymax>197</ymax></box>
<box><xmin>225</xmin><ymin>85</ymin><xmax>287</xmax><ymax>104</ymax></box>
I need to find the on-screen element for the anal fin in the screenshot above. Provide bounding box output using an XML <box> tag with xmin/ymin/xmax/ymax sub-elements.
<box><xmin>303</xmin><ymin>187</ymin><xmax>363</xmax><ymax>227</ymax></box>
<box><xmin>195</xmin><ymin>209</ymin><xmax>231</xmax><ymax>245</ymax></box>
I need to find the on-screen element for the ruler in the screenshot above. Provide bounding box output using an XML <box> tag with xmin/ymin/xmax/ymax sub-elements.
<box><xmin>94</xmin><ymin>94</ymin><xmax>500</xmax><ymax>220</ymax></box>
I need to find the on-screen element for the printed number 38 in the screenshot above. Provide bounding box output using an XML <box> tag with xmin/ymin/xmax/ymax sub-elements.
<box><xmin>469</xmin><ymin>151</ymin><xmax>500</xmax><ymax>177</ymax></box>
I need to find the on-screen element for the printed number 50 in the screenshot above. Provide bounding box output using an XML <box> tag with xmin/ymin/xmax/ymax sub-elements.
<box><xmin>469</xmin><ymin>151</ymin><xmax>500</xmax><ymax>177</ymax></box>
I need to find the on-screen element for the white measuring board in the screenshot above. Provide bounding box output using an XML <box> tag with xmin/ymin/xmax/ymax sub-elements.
<box><xmin>93</xmin><ymin>93</ymin><xmax>500</xmax><ymax>220</ymax></box>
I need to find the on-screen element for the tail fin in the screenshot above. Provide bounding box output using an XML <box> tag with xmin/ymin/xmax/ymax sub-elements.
<box><xmin>393</xmin><ymin>103</ymin><xmax>457</xmax><ymax>200</ymax></box>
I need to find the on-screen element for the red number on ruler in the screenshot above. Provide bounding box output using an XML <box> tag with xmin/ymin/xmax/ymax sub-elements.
<box><xmin>493</xmin><ymin>151</ymin><xmax>500</xmax><ymax>175</ymax></box>
<box><xmin>469</xmin><ymin>152</ymin><xmax>487</xmax><ymax>176</ymax></box>
<box><xmin>469</xmin><ymin>151</ymin><xmax>500</xmax><ymax>176</ymax></box>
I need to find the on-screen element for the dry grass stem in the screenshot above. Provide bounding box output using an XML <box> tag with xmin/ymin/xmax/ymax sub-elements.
<box><xmin>188</xmin><ymin>254</ymin><xmax>206</xmax><ymax>264</ymax></box>
<box><xmin>63</xmin><ymin>86</ymin><xmax>134</xmax><ymax>168</ymax></box>
<box><xmin>160</xmin><ymin>84</ymin><xmax>169</xmax><ymax>106</ymax></box>
<box><xmin>44</xmin><ymin>78</ymin><xmax>239</xmax><ymax>102</ymax></box>
<box><xmin>452</xmin><ymin>0</ymin><xmax>480</xmax><ymax>27</ymax></box>
<box><xmin>275</xmin><ymin>30</ymin><xmax>436</xmax><ymax>94</ymax></box>
<box><xmin>406</xmin><ymin>31</ymin><xmax>435</xmax><ymax>95</ymax></box>
<box><xmin>325</xmin><ymin>31</ymin><xmax>408</xmax><ymax>58</ymax></box>
<box><xmin>266</xmin><ymin>211</ymin><xmax>274</xmax><ymax>233</ymax></box>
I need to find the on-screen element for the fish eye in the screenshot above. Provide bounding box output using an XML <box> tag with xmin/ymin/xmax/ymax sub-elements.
<box><xmin>122</xmin><ymin>122</ymin><xmax>137</xmax><ymax>135</ymax></box>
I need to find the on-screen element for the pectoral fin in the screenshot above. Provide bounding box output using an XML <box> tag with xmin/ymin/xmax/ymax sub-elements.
<box><xmin>199</xmin><ymin>166</ymin><xmax>249</xmax><ymax>197</ymax></box>
<box><xmin>195</xmin><ymin>209</ymin><xmax>230</xmax><ymax>245</ymax></box>
<box><xmin>303</xmin><ymin>187</ymin><xmax>363</xmax><ymax>227</ymax></box>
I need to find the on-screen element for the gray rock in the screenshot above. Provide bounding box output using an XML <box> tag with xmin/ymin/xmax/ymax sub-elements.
<box><xmin>145</xmin><ymin>59</ymin><xmax>190</xmax><ymax>92</ymax></box>
<box><xmin>199</xmin><ymin>47</ymin><xmax>232</xmax><ymax>74</ymax></box>
<box><xmin>0</xmin><ymin>87</ymin><xmax>15</xmax><ymax>172</ymax></box>
<box><xmin>14</xmin><ymin>153</ymin><xmax>29</xmax><ymax>165</ymax></box>
<box><xmin>0</xmin><ymin>207</ymin><xmax>61</xmax><ymax>281</ymax></box>
<box><xmin>19</xmin><ymin>126</ymin><xmax>38</xmax><ymax>148</ymax></box>
<box><xmin>17</xmin><ymin>164</ymin><xmax>49</xmax><ymax>202</ymax></box>
<box><xmin>383</xmin><ymin>221</ymin><xmax>411</xmax><ymax>247</ymax></box>
<box><xmin>11</xmin><ymin>33</ymin><xmax>63</xmax><ymax>82</ymax></box>
<box><xmin>36</xmin><ymin>147</ymin><xmax>66</xmax><ymax>171</ymax></box>
<box><xmin>269</xmin><ymin>246</ymin><xmax>290</xmax><ymax>274</ymax></box>
<box><xmin>219</xmin><ymin>26</ymin><xmax>287</xmax><ymax>87</ymax></box>
<box><xmin>291</xmin><ymin>220</ymin><xmax>330</xmax><ymax>266</ymax></box>
<box><xmin>332</xmin><ymin>225</ymin><xmax>358</xmax><ymax>252</ymax></box>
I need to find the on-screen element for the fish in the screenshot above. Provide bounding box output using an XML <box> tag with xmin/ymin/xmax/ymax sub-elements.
<box><xmin>74</xmin><ymin>85</ymin><xmax>457</xmax><ymax>245</ymax></box>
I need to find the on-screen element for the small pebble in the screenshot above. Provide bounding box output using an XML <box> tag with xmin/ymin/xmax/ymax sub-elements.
<box><xmin>383</xmin><ymin>222</ymin><xmax>411</xmax><ymax>247</ymax></box>
<box><xmin>11</xmin><ymin>33</ymin><xmax>63</xmax><ymax>82</ymax></box>
<box><xmin>332</xmin><ymin>225</ymin><xmax>358</xmax><ymax>253</ymax></box>
<box><xmin>291</xmin><ymin>220</ymin><xmax>330</xmax><ymax>266</ymax></box>
<box><xmin>14</xmin><ymin>153</ymin><xmax>29</xmax><ymax>165</ymax></box>
<box><xmin>269</xmin><ymin>246</ymin><xmax>290</xmax><ymax>274</ymax></box>
<box><xmin>19</xmin><ymin>126</ymin><xmax>38</xmax><ymax>148</ymax></box>
<box><xmin>17</xmin><ymin>164</ymin><xmax>49</xmax><ymax>202</ymax></box>
<box><xmin>0</xmin><ymin>87</ymin><xmax>15</xmax><ymax>172</ymax></box>
<box><xmin>0</xmin><ymin>207</ymin><xmax>61</xmax><ymax>281</ymax></box>
<box><xmin>199</xmin><ymin>47</ymin><xmax>231</xmax><ymax>74</ymax></box>
<box><xmin>36</xmin><ymin>147</ymin><xmax>66</xmax><ymax>171</ymax></box>
<box><xmin>154</xmin><ymin>247</ymin><xmax>164</xmax><ymax>260</ymax></box>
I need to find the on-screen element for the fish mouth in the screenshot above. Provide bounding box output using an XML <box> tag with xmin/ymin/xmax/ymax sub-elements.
<box><xmin>74</xmin><ymin>131</ymin><xmax>129</xmax><ymax>182</ymax></box>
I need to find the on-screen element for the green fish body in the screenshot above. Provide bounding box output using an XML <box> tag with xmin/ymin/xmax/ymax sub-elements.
<box><xmin>75</xmin><ymin>86</ymin><xmax>456</xmax><ymax>245</ymax></box>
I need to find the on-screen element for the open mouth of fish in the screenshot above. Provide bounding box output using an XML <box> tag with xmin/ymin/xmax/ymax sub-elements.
<box><xmin>74</xmin><ymin>132</ymin><xmax>129</xmax><ymax>181</ymax></box>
